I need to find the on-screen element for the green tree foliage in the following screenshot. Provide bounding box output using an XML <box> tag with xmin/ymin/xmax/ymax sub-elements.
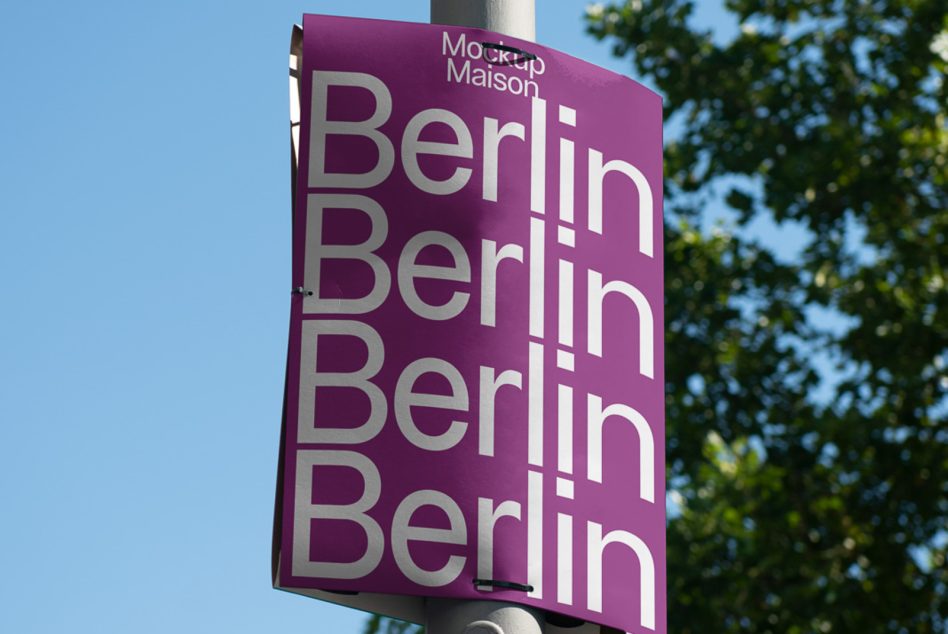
<box><xmin>363</xmin><ymin>613</ymin><xmax>423</xmax><ymax>634</ymax></box>
<box><xmin>367</xmin><ymin>1</ymin><xmax>946</xmax><ymax>632</ymax></box>
<box><xmin>584</xmin><ymin>0</ymin><xmax>947</xmax><ymax>631</ymax></box>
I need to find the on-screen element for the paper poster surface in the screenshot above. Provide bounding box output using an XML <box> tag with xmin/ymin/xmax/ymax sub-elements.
<box><xmin>277</xmin><ymin>14</ymin><xmax>664</xmax><ymax>633</ymax></box>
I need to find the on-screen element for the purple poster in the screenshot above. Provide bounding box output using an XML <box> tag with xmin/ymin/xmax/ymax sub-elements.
<box><xmin>275</xmin><ymin>14</ymin><xmax>664</xmax><ymax>634</ymax></box>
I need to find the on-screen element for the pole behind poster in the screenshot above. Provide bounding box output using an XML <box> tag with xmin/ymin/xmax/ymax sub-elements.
<box><xmin>430</xmin><ymin>0</ymin><xmax>536</xmax><ymax>41</ymax></box>
<box><xmin>425</xmin><ymin>7</ymin><xmax>542</xmax><ymax>630</ymax></box>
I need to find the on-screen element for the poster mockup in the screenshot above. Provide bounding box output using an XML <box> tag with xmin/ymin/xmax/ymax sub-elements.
<box><xmin>274</xmin><ymin>15</ymin><xmax>664</xmax><ymax>633</ymax></box>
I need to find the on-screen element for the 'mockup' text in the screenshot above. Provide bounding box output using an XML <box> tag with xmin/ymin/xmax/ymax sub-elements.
<box><xmin>443</xmin><ymin>32</ymin><xmax>545</xmax><ymax>98</ymax></box>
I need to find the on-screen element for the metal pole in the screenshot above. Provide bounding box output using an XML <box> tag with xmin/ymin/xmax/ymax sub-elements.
<box><xmin>427</xmin><ymin>0</ymin><xmax>541</xmax><ymax>625</ymax></box>
<box><xmin>431</xmin><ymin>0</ymin><xmax>536</xmax><ymax>41</ymax></box>
<box><xmin>426</xmin><ymin>598</ymin><xmax>545</xmax><ymax>634</ymax></box>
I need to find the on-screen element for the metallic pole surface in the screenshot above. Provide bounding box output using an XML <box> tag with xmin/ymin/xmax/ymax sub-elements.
<box><xmin>427</xmin><ymin>598</ymin><xmax>545</xmax><ymax>634</ymax></box>
<box><xmin>427</xmin><ymin>1</ymin><xmax>541</xmax><ymax>628</ymax></box>
<box><xmin>431</xmin><ymin>0</ymin><xmax>536</xmax><ymax>41</ymax></box>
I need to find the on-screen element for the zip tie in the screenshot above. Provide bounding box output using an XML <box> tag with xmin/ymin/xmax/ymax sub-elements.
<box><xmin>473</xmin><ymin>578</ymin><xmax>534</xmax><ymax>593</ymax></box>
<box><xmin>480</xmin><ymin>42</ymin><xmax>537</xmax><ymax>67</ymax></box>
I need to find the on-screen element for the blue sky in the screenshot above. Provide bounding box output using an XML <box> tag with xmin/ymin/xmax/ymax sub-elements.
<box><xmin>0</xmin><ymin>2</ymin><xmax>738</xmax><ymax>632</ymax></box>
